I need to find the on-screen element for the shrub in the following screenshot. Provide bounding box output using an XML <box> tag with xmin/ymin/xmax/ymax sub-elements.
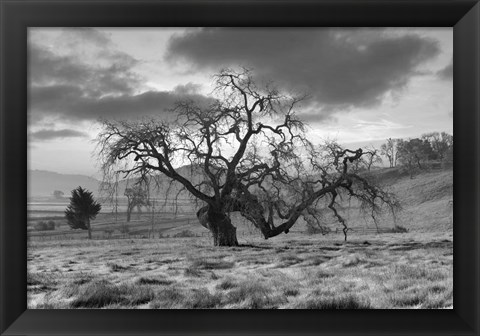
<box><xmin>392</xmin><ymin>225</ymin><xmax>408</xmax><ymax>233</ymax></box>
<box><xmin>34</xmin><ymin>221</ymin><xmax>55</xmax><ymax>231</ymax></box>
<box><xmin>173</xmin><ymin>230</ymin><xmax>197</xmax><ymax>238</ymax></box>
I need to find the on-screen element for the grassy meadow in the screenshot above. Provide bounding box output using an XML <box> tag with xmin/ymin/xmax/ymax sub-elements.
<box><xmin>27</xmin><ymin>167</ymin><xmax>453</xmax><ymax>309</ymax></box>
<box><xmin>27</xmin><ymin>232</ymin><xmax>453</xmax><ymax>309</ymax></box>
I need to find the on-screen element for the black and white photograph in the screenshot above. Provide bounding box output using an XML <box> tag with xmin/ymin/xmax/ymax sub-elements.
<box><xmin>27</xmin><ymin>27</ymin><xmax>453</xmax><ymax>309</ymax></box>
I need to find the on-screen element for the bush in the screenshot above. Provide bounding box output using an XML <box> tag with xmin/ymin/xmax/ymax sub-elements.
<box><xmin>34</xmin><ymin>221</ymin><xmax>46</xmax><ymax>231</ymax></box>
<box><xmin>392</xmin><ymin>225</ymin><xmax>408</xmax><ymax>233</ymax></box>
<box><xmin>34</xmin><ymin>221</ymin><xmax>55</xmax><ymax>231</ymax></box>
<box><xmin>47</xmin><ymin>220</ymin><xmax>56</xmax><ymax>230</ymax></box>
<box><xmin>173</xmin><ymin>230</ymin><xmax>197</xmax><ymax>238</ymax></box>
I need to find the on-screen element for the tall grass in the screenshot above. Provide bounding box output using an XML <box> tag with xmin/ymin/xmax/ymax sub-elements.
<box><xmin>293</xmin><ymin>294</ymin><xmax>372</xmax><ymax>309</ymax></box>
<box><xmin>28</xmin><ymin>231</ymin><xmax>453</xmax><ymax>309</ymax></box>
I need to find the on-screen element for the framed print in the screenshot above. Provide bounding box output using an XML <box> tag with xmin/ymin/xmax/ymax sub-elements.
<box><xmin>1</xmin><ymin>1</ymin><xmax>479</xmax><ymax>335</ymax></box>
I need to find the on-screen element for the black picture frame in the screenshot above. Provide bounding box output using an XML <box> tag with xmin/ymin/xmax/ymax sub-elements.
<box><xmin>1</xmin><ymin>1</ymin><xmax>478</xmax><ymax>335</ymax></box>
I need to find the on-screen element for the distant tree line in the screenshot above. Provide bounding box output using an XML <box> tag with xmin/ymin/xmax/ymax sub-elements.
<box><xmin>380</xmin><ymin>132</ymin><xmax>453</xmax><ymax>176</ymax></box>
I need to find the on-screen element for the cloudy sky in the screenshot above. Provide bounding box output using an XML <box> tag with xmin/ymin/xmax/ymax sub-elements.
<box><xmin>28</xmin><ymin>27</ymin><xmax>452</xmax><ymax>177</ymax></box>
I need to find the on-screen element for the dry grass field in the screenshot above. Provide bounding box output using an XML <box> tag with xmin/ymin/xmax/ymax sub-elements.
<box><xmin>27</xmin><ymin>231</ymin><xmax>452</xmax><ymax>309</ymax></box>
<box><xmin>27</xmin><ymin>168</ymin><xmax>453</xmax><ymax>309</ymax></box>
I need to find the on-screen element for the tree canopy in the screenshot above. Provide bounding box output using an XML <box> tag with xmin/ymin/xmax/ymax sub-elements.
<box><xmin>97</xmin><ymin>69</ymin><xmax>398</xmax><ymax>246</ymax></box>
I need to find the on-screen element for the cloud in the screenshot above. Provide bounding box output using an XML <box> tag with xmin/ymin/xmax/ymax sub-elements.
<box><xmin>30</xmin><ymin>84</ymin><xmax>214</xmax><ymax>122</ymax></box>
<box><xmin>352</xmin><ymin>119</ymin><xmax>411</xmax><ymax>131</ymax></box>
<box><xmin>60</xmin><ymin>27</ymin><xmax>111</xmax><ymax>47</ymax></box>
<box><xmin>30</xmin><ymin>128</ymin><xmax>89</xmax><ymax>141</ymax></box>
<box><xmin>173</xmin><ymin>82</ymin><xmax>203</xmax><ymax>95</ymax></box>
<box><xmin>29</xmin><ymin>27</ymin><xmax>143</xmax><ymax>123</ymax></box>
<box><xmin>437</xmin><ymin>59</ymin><xmax>453</xmax><ymax>80</ymax></box>
<box><xmin>166</xmin><ymin>28</ymin><xmax>440</xmax><ymax>112</ymax></box>
<box><xmin>29</xmin><ymin>41</ymin><xmax>140</xmax><ymax>98</ymax></box>
<box><xmin>295</xmin><ymin>109</ymin><xmax>336</xmax><ymax>125</ymax></box>
<box><xmin>29</xmin><ymin>28</ymin><xmax>214</xmax><ymax>124</ymax></box>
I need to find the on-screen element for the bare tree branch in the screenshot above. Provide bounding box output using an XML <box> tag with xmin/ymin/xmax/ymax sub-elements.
<box><xmin>96</xmin><ymin>69</ymin><xmax>399</xmax><ymax>246</ymax></box>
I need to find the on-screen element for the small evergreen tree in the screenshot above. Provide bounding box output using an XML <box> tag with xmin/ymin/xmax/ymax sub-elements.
<box><xmin>65</xmin><ymin>186</ymin><xmax>101</xmax><ymax>239</ymax></box>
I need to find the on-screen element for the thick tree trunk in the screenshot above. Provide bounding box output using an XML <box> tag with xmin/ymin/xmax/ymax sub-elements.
<box><xmin>197</xmin><ymin>207</ymin><xmax>239</xmax><ymax>246</ymax></box>
<box><xmin>210</xmin><ymin>218</ymin><xmax>238</xmax><ymax>246</ymax></box>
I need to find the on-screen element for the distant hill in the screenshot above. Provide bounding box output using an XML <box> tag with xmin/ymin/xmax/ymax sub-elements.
<box><xmin>28</xmin><ymin>166</ymin><xmax>204</xmax><ymax>203</ymax></box>
<box><xmin>28</xmin><ymin>170</ymin><xmax>101</xmax><ymax>198</ymax></box>
<box><xmin>115</xmin><ymin>164</ymin><xmax>204</xmax><ymax>200</ymax></box>
<box><xmin>27</xmin><ymin>165</ymin><xmax>453</xmax><ymax>241</ymax></box>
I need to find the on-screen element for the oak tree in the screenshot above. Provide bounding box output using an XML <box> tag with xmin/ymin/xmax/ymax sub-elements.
<box><xmin>421</xmin><ymin>132</ymin><xmax>453</xmax><ymax>162</ymax></box>
<box><xmin>397</xmin><ymin>138</ymin><xmax>434</xmax><ymax>177</ymax></box>
<box><xmin>381</xmin><ymin>138</ymin><xmax>399</xmax><ymax>168</ymax></box>
<box><xmin>124</xmin><ymin>185</ymin><xmax>150</xmax><ymax>222</ymax></box>
<box><xmin>97</xmin><ymin>69</ymin><xmax>398</xmax><ymax>246</ymax></box>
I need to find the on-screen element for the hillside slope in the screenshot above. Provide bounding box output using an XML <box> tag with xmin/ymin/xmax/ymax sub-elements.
<box><xmin>162</xmin><ymin>167</ymin><xmax>453</xmax><ymax>238</ymax></box>
<box><xmin>308</xmin><ymin>167</ymin><xmax>453</xmax><ymax>233</ymax></box>
<box><xmin>385</xmin><ymin>168</ymin><xmax>453</xmax><ymax>232</ymax></box>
